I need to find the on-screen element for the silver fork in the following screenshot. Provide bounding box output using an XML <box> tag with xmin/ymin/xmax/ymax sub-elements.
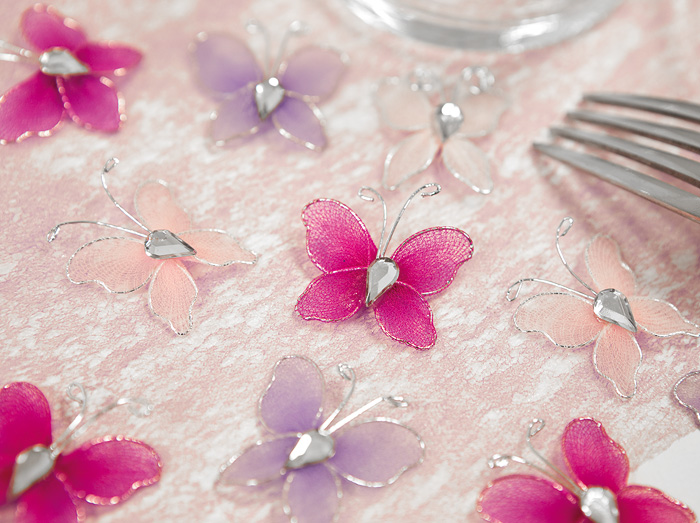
<box><xmin>534</xmin><ymin>93</ymin><xmax>700</xmax><ymax>224</ymax></box>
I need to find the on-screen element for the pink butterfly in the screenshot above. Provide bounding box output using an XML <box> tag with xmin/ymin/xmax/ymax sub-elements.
<box><xmin>219</xmin><ymin>355</ymin><xmax>425</xmax><ymax>523</ymax></box>
<box><xmin>673</xmin><ymin>371</ymin><xmax>700</xmax><ymax>426</ymax></box>
<box><xmin>0</xmin><ymin>4</ymin><xmax>142</xmax><ymax>144</ymax></box>
<box><xmin>0</xmin><ymin>381</ymin><xmax>161</xmax><ymax>522</ymax></box>
<box><xmin>295</xmin><ymin>184</ymin><xmax>473</xmax><ymax>349</ymax></box>
<box><xmin>191</xmin><ymin>20</ymin><xmax>347</xmax><ymax>150</ymax></box>
<box><xmin>47</xmin><ymin>158</ymin><xmax>257</xmax><ymax>335</ymax></box>
<box><xmin>478</xmin><ymin>417</ymin><xmax>696</xmax><ymax>523</ymax></box>
<box><xmin>507</xmin><ymin>217</ymin><xmax>700</xmax><ymax>398</ymax></box>
<box><xmin>375</xmin><ymin>66</ymin><xmax>508</xmax><ymax>194</ymax></box>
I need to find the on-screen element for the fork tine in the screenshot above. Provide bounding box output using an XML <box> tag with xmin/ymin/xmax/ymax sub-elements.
<box><xmin>583</xmin><ymin>92</ymin><xmax>700</xmax><ymax>124</ymax></box>
<box><xmin>533</xmin><ymin>142</ymin><xmax>700</xmax><ymax>224</ymax></box>
<box><xmin>550</xmin><ymin>126</ymin><xmax>700</xmax><ymax>188</ymax></box>
<box><xmin>567</xmin><ymin>110</ymin><xmax>700</xmax><ymax>154</ymax></box>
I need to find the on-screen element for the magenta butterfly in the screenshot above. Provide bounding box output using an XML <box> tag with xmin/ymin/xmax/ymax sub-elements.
<box><xmin>192</xmin><ymin>20</ymin><xmax>347</xmax><ymax>150</ymax></box>
<box><xmin>0</xmin><ymin>381</ymin><xmax>161</xmax><ymax>522</ymax></box>
<box><xmin>219</xmin><ymin>355</ymin><xmax>425</xmax><ymax>523</ymax></box>
<box><xmin>508</xmin><ymin>217</ymin><xmax>700</xmax><ymax>398</ymax></box>
<box><xmin>375</xmin><ymin>66</ymin><xmax>508</xmax><ymax>194</ymax></box>
<box><xmin>478</xmin><ymin>417</ymin><xmax>696</xmax><ymax>523</ymax></box>
<box><xmin>296</xmin><ymin>184</ymin><xmax>473</xmax><ymax>349</ymax></box>
<box><xmin>47</xmin><ymin>158</ymin><xmax>257</xmax><ymax>335</ymax></box>
<box><xmin>0</xmin><ymin>4</ymin><xmax>142</xmax><ymax>144</ymax></box>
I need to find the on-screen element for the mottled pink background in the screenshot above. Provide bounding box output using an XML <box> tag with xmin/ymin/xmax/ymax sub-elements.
<box><xmin>1</xmin><ymin>0</ymin><xmax>700</xmax><ymax>521</ymax></box>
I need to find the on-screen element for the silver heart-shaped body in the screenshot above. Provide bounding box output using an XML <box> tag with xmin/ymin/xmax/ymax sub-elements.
<box><xmin>433</xmin><ymin>102</ymin><xmax>464</xmax><ymax>141</ymax></box>
<box><xmin>39</xmin><ymin>48</ymin><xmax>89</xmax><ymax>76</ymax></box>
<box><xmin>593</xmin><ymin>288</ymin><xmax>637</xmax><ymax>333</ymax></box>
<box><xmin>366</xmin><ymin>257</ymin><xmax>400</xmax><ymax>306</ymax></box>
<box><xmin>285</xmin><ymin>430</ymin><xmax>335</xmax><ymax>469</ymax></box>
<box><xmin>580</xmin><ymin>486</ymin><xmax>619</xmax><ymax>523</ymax></box>
<box><xmin>10</xmin><ymin>445</ymin><xmax>56</xmax><ymax>498</ymax></box>
<box><xmin>254</xmin><ymin>77</ymin><xmax>285</xmax><ymax>120</ymax></box>
<box><xmin>144</xmin><ymin>230</ymin><xmax>196</xmax><ymax>259</ymax></box>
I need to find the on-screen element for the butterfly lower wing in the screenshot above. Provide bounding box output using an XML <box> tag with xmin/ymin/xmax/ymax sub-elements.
<box><xmin>210</xmin><ymin>85</ymin><xmax>263</xmax><ymax>144</ymax></box>
<box><xmin>0</xmin><ymin>72</ymin><xmax>64</xmax><ymax>144</ymax></box>
<box><xmin>67</xmin><ymin>237</ymin><xmax>159</xmax><ymax>293</ymax></box>
<box><xmin>191</xmin><ymin>32</ymin><xmax>263</xmax><ymax>96</ymax></box>
<box><xmin>585</xmin><ymin>234</ymin><xmax>636</xmax><ymax>296</ymax></box>
<box><xmin>441</xmin><ymin>136</ymin><xmax>493</xmax><ymax>194</ymax></box>
<box><xmin>592</xmin><ymin>324</ymin><xmax>641</xmax><ymax>399</ymax></box>
<box><xmin>283</xmin><ymin>466</ymin><xmax>341</xmax><ymax>523</ymax></box>
<box><xmin>57</xmin><ymin>436</ymin><xmax>161</xmax><ymax>505</ymax></box>
<box><xmin>391</xmin><ymin>226</ymin><xmax>473</xmax><ymax>296</ymax></box>
<box><xmin>74</xmin><ymin>42</ymin><xmax>142</xmax><ymax>75</ymax></box>
<box><xmin>383</xmin><ymin>130</ymin><xmax>439</xmax><ymax>190</ymax></box>
<box><xmin>271</xmin><ymin>94</ymin><xmax>327</xmax><ymax>151</ymax></box>
<box><xmin>477</xmin><ymin>474</ymin><xmax>582</xmax><ymax>523</ymax></box>
<box><xmin>21</xmin><ymin>4</ymin><xmax>86</xmax><ymax>52</ymax></box>
<box><xmin>219</xmin><ymin>436</ymin><xmax>299</xmax><ymax>486</ymax></box>
<box><xmin>56</xmin><ymin>75</ymin><xmax>123</xmax><ymax>132</ymax></box>
<box><xmin>178</xmin><ymin>229</ymin><xmax>256</xmax><ymax>266</ymax></box>
<box><xmin>134</xmin><ymin>180</ymin><xmax>191</xmax><ymax>233</ymax></box>
<box><xmin>374</xmin><ymin>282</ymin><xmax>436</xmax><ymax>349</ymax></box>
<box><xmin>617</xmin><ymin>484</ymin><xmax>696</xmax><ymax>523</ymax></box>
<box><xmin>15</xmin><ymin>473</ymin><xmax>82</xmax><ymax>523</ymax></box>
<box><xmin>327</xmin><ymin>419</ymin><xmax>424</xmax><ymax>486</ymax></box>
<box><xmin>375</xmin><ymin>77</ymin><xmax>432</xmax><ymax>131</ymax></box>
<box><xmin>147</xmin><ymin>260</ymin><xmax>197</xmax><ymax>335</ymax></box>
<box><xmin>258</xmin><ymin>356</ymin><xmax>325</xmax><ymax>434</ymax></box>
<box><xmin>629</xmin><ymin>297</ymin><xmax>700</xmax><ymax>337</ymax></box>
<box><xmin>279</xmin><ymin>46</ymin><xmax>347</xmax><ymax>101</ymax></box>
<box><xmin>513</xmin><ymin>292</ymin><xmax>602</xmax><ymax>348</ymax></box>
<box><xmin>301</xmin><ymin>199</ymin><xmax>377</xmax><ymax>273</ymax></box>
<box><xmin>296</xmin><ymin>269</ymin><xmax>366</xmax><ymax>322</ymax></box>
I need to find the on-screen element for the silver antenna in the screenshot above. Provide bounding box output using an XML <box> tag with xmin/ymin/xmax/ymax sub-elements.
<box><xmin>506</xmin><ymin>278</ymin><xmax>594</xmax><ymax>302</ymax></box>
<box><xmin>327</xmin><ymin>395</ymin><xmax>407</xmax><ymax>434</ymax></box>
<box><xmin>358</xmin><ymin>187</ymin><xmax>388</xmax><ymax>257</ymax></box>
<box><xmin>100</xmin><ymin>158</ymin><xmax>150</xmax><ymax>233</ymax></box>
<box><xmin>381</xmin><ymin>183</ymin><xmax>441</xmax><ymax>257</ymax></box>
<box><xmin>271</xmin><ymin>20</ymin><xmax>308</xmax><ymax>75</ymax></box>
<box><xmin>555</xmin><ymin>218</ymin><xmax>596</xmax><ymax>296</ymax></box>
<box><xmin>319</xmin><ymin>363</ymin><xmax>356</xmax><ymax>432</ymax></box>
<box><xmin>246</xmin><ymin>19</ymin><xmax>271</xmax><ymax>76</ymax></box>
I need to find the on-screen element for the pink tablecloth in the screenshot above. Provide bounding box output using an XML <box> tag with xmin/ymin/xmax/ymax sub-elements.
<box><xmin>1</xmin><ymin>0</ymin><xmax>700</xmax><ymax>521</ymax></box>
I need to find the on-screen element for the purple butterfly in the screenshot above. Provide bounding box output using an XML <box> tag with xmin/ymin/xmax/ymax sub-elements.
<box><xmin>219</xmin><ymin>356</ymin><xmax>425</xmax><ymax>523</ymax></box>
<box><xmin>192</xmin><ymin>20</ymin><xmax>347</xmax><ymax>150</ymax></box>
<box><xmin>296</xmin><ymin>184</ymin><xmax>474</xmax><ymax>349</ymax></box>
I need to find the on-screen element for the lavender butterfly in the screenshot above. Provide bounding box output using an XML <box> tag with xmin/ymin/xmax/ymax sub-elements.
<box><xmin>219</xmin><ymin>356</ymin><xmax>425</xmax><ymax>523</ymax></box>
<box><xmin>192</xmin><ymin>20</ymin><xmax>347</xmax><ymax>150</ymax></box>
<box><xmin>376</xmin><ymin>66</ymin><xmax>509</xmax><ymax>194</ymax></box>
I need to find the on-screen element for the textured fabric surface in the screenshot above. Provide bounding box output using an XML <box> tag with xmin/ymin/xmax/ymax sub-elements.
<box><xmin>2</xmin><ymin>0</ymin><xmax>700</xmax><ymax>521</ymax></box>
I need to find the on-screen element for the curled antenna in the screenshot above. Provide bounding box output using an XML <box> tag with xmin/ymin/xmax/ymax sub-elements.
<box><xmin>506</xmin><ymin>278</ymin><xmax>594</xmax><ymax>302</ymax></box>
<box><xmin>100</xmin><ymin>158</ymin><xmax>150</xmax><ymax>233</ymax></box>
<box><xmin>381</xmin><ymin>183</ymin><xmax>441</xmax><ymax>257</ymax></box>
<box><xmin>555</xmin><ymin>218</ymin><xmax>596</xmax><ymax>296</ymax></box>
<box><xmin>319</xmin><ymin>363</ymin><xmax>357</xmax><ymax>432</ymax></box>
<box><xmin>358</xmin><ymin>186</ymin><xmax>388</xmax><ymax>257</ymax></box>
<box><xmin>271</xmin><ymin>20</ymin><xmax>309</xmax><ymax>75</ymax></box>
<box><xmin>246</xmin><ymin>19</ymin><xmax>271</xmax><ymax>76</ymax></box>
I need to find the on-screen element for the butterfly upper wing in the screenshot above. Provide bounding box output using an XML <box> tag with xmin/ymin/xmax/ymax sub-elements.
<box><xmin>56</xmin><ymin>436</ymin><xmax>161</xmax><ymax>506</ymax></box>
<box><xmin>21</xmin><ymin>4</ymin><xmax>87</xmax><ymax>52</ymax></box>
<box><xmin>585</xmin><ymin>234</ymin><xmax>636</xmax><ymax>296</ymax></box>
<box><xmin>73</xmin><ymin>42</ymin><xmax>142</xmax><ymax>75</ymax></box>
<box><xmin>327</xmin><ymin>418</ymin><xmax>425</xmax><ymax>487</ymax></box>
<box><xmin>477</xmin><ymin>474</ymin><xmax>584</xmax><ymax>523</ymax></box>
<box><xmin>454</xmin><ymin>88</ymin><xmax>509</xmax><ymax>138</ymax></box>
<box><xmin>629</xmin><ymin>297</ymin><xmax>700</xmax><ymax>337</ymax></box>
<box><xmin>177</xmin><ymin>229</ymin><xmax>257</xmax><ymax>266</ymax></box>
<box><xmin>283</xmin><ymin>465</ymin><xmax>342</xmax><ymax>523</ymax></box>
<box><xmin>134</xmin><ymin>180</ymin><xmax>191</xmax><ymax>233</ymax></box>
<box><xmin>191</xmin><ymin>32</ymin><xmax>263</xmax><ymax>97</ymax></box>
<box><xmin>219</xmin><ymin>435</ymin><xmax>299</xmax><ymax>486</ymax></box>
<box><xmin>278</xmin><ymin>46</ymin><xmax>347</xmax><ymax>101</ymax></box>
<box><xmin>258</xmin><ymin>356</ymin><xmax>325</xmax><ymax>435</ymax></box>
<box><xmin>375</xmin><ymin>77</ymin><xmax>432</xmax><ymax>131</ymax></box>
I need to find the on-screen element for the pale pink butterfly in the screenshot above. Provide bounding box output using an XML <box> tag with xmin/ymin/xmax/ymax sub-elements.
<box><xmin>507</xmin><ymin>217</ymin><xmax>700</xmax><ymax>398</ymax></box>
<box><xmin>478</xmin><ymin>417</ymin><xmax>696</xmax><ymax>523</ymax></box>
<box><xmin>0</xmin><ymin>4</ymin><xmax>142</xmax><ymax>144</ymax></box>
<box><xmin>192</xmin><ymin>20</ymin><xmax>347</xmax><ymax>150</ymax></box>
<box><xmin>0</xmin><ymin>381</ymin><xmax>161</xmax><ymax>523</ymax></box>
<box><xmin>295</xmin><ymin>184</ymin><xmax>474</xmax><ymax>349</ymax></box>
<box><xmin>219</xmin><ymin>355</ymin><xmax>425</xmax><ymax>523</ymax></box>
<box><xmin>375</xmin><ymin>66</ymin><xmax>509</xmax><ymax>194</ymax></box>
<box><xmin>47</xmin><ymin>158</ymin><xmax>257</xmax><ymax>335</ymax></box>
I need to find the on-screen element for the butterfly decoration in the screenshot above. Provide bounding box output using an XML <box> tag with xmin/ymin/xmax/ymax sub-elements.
<box><xmin>507</xmin><ymin>217</ymin><xmax>700</xmax><ymax>398</ymax></box>
<box><xmin>0</xmin><ymin>381</ymin><xmax>161</xmax><ymax>522</ymax></box>
<box><xmin>375</xmin><ymin>66</ymin><xmax>508</xmax><ymax>194</ymax></box>
<box><xmin>47</xmin><ymin>158</ymin><xmax>257</xmax><ymax>335</ymax></box>
<box><xmin>191</xmin><ymin>20</ymin><xmax>347</xmax><ymax>150</ymax></box>
<box><xmin>295</xmin><ymin>183</ymin><xmax>473</xmax><ymax>349</ymax></box>
<box><xmin>219</xmin><ymin>355</ymin><xmax>425</xmax><ymax>523</ymax></box>
<box><xmin>0</xmin><ymin>4</ymin><xmax>142</xmax><ymax>144</ymax></box>
<box><xmin>478</xmin><ymin>417</ymin><xmax>696</xmax><ymax>523</ymax></box>
<box><xmin>674</xmin><ymin>371</ymin><xmax>700</xmax><ymax>426</ymax></box>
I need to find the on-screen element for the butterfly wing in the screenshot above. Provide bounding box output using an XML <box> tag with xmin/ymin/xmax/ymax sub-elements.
<box><xmin>278</xmin><ymin>46</ymin><xmax>347</xmax><ymax>101</ymax></box>
<box><xmin>177</xmin><ymin>229</ymin><xmax>257</xmax><ymax>266</ymax></box>
<box><xmin>283</xmin><ymin>465</ymin><xmax>342</xmax><ymax>523</ymax></box>
<box><xmin>271</xmin><ymin>93</ymin><xmax>328</xmax><ymax>151</ymax></box>
<box><xmin>296</xmin><ymin>199</ymin><xmax>377</xmax><ymax>321</ymax></box>
<box><xmin>584</xmin><ymin>234</ymin><xmax>636</xmax><ymax>296</ymax></box>
<box><xmin>219</xmin><ymin>435</ymin><xmax>299</xmax><ymax>486</ymax></box>
<box><xmin>373</xmin><ymin>283</ymin><xmax>436</xmax><ymax>349</ymax></box>
<box><xmin>0</xmin><ymin>382</ymin><xmax>52</xmax><ymax>504</ymax></box>
<box><xmin>56</xmin><ymin>436</ymin><xmax>161</xmax><ymax>505</ymax></box>
<box><xmin>258</xmin><ymin>356</ymin><xmax>325</xmax><ymax>435</ymax></box>
<box><xmin>21</xmin><ymin>4</ymin><xmax>86</xmax><ymax>52</ymax></box>
<box><xmin>73</xmin><ymin>42</ymin><xmax>142</xmax><ymax>75</ymax></box>
<box><xmin>477</xmin><ymin>474</ymin><xmax>582</xmax><ymax>523</ymax></box>
<box><xmin>674</xmin><ymin>371</ymin><xmax>700</xmax><ymax>425</ymax></box>
<box><xmin>55</xmin><ymin>75</ymin><xmax>123</xmax><ymax>132</ymax></box>
<box><xmin>327</xmin><ymin>418</ymin><xmax>424</xmax><ymax>486</ymax></box>
<box><xmin>441</xmin><ymin>136</ymin><xmax>493</xmax><ymax>194</ymax></box>
<box><xmin>454</xmin><ymin>88</ymin><xmax>509</xmax><ymax>138</ymax></box>
<box><xmin>134</xmin><ymin>180</ymin><xmax>191</xmax><ymax>233</ymax></box>
<box><xmin>383</xmin><ymin>130</ymin><xmax>440</xmax><ymax>191</ymax></box>
<box><xmin>191</xmin><ymin>32</ymin><xmax>263</xmax><ymax>97</ymax></box>
<box><xmin>629</xmin><ymin>297</ymin><xmax>700</xmax><ymax>337</ymax></box>
<box><xmin>617</xmin><ymin>485</ymin><xmax>696</xmax><ymax>523</ymax></box>
<box><xmin>593</xmin><ymin>324</ymin><xmax>641</xmax><ymax>399</ymax></box>
<box><xmin>15</xmin><ymin>473</ymin><xmax>82</xmax><ymax>523</ymax></box>
<box><xmin>375</xmin><ymin>77</ymin><xmax>432</xmax><ymax>131</ymax></box>
<box><xmin>210</xmin><ymin>86</ymin><xmax>263</xmax><ymax>144</ymax></box>
<box><xmin>147</xmin><ymin>260</ymin><xmax>197</xmax><ymax>336</ymax></box>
